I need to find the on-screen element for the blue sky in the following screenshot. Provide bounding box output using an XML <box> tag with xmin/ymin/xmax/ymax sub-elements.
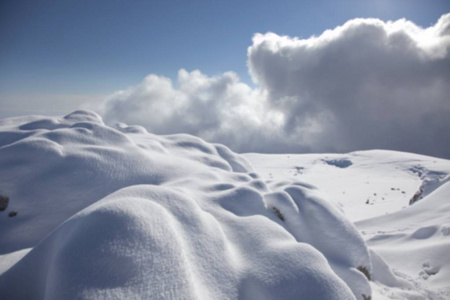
<box><xmin>1</xmin><ymin>0</ymin><xmax>449</xmax><ymax>98</ymax></box>
<box><xmin>1</xmin><ymin>0</ymin><xmax>450</xmax><ymax>158</ymax></box>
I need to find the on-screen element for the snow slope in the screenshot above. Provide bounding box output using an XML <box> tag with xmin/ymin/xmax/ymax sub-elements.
<box><xmin>246</xmin><ymin>151</ymin><xmax>450</xmax><ymax>299</ymax></box>
<box><xmin>0</xmin><ymin>111</ymin><xmax>372</xmax><ymax>299</ymax></box>
<box><xmin>245</xmin><ymin>151</ymin><xmax>450</xmax><ymax>222</ymax></box>
<box><xmin>357</xmin><ymin>182</ymin><xmax>450</xmax><ymax>299</ymax></box>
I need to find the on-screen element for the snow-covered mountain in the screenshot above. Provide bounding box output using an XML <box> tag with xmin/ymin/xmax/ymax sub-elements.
<box><xmin>0</xmin><ymin>111</ymin><xmax>449</xmax><ymax>299</ymax></box>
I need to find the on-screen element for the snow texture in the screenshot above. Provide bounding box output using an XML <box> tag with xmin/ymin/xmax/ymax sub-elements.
<box><xmin>246</xmin><ymin>150</ymin><xmax>450</xmax><ymax>299</ymax></box>
<box><xmin>0</xmin><ymin>111</ymin><xmax>372</xmax><ymax>299</ymax></box>
<box><xmin>358</xmin><ymin>182</ymin><xmax>450</xmax><ymax>299</ymax></box>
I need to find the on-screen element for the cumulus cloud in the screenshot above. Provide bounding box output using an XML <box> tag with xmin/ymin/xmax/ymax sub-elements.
<box><xmin>100</xmin><ymin>69</ymin><xmax>294</xmax><ymax>152</ymax></box>
<box><xmin>248</xmin><ymin>14</ymin><xmax>450</xmax><ymax>157</ymax></box>
<box><xmin>100</xmin><ymin>13</ymin><xmax>450</xmax><ymax>157</ymax></box>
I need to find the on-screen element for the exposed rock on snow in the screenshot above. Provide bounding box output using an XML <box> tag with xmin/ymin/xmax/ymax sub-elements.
<box><xmin>0</xmin><ymin>195</ymin><xmax>8</xmax><ymax>211</ymax></box>
<box><xmin>408</xmin><ymin>165</ymin><xmax>450</xmax><ymax>205</ymax></box>
<box><xmin>323</xmin><ymin>159</ymin><xmax>353</xmax><ymax>168</ymax></box>
<box><xmin>0</xmin><ymin>111</ymin><xmax>372</xmax><ymax>299</ymax></box>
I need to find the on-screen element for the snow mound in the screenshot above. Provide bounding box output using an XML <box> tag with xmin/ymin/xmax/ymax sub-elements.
<box><xmin>0</xmin><ymin>111</ymin><xmax>371</xmax><ymax>299</ymax></box>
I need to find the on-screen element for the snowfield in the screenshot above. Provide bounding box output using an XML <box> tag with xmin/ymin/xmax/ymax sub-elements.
<box><xmin>245</xmin><ymin>151</ymin><xmax>450</xmax><ymax>299</ymax></box>
<box><xmin>0</xmin><ymin>111</ymin><xmax>449</xmax><ymax>299</ymax></box>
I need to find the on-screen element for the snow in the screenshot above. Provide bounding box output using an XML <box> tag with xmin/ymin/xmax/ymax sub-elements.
<box><xmin>245</xmin><ymin>151</ymin><xmax>450</xmax><ymax>222</ymax></box>
<box><xmin>357</xmin><ymin>182</ymin><xmax>450</xmax><ymax>299</ymax></box>
<box><xmin>1</xmin><ymin>110</ymin><xmax>449</xmax><ymax>299</ymax></box>
<box><xmin>0</xmin><ymin>111</ymin><xmax>369</xmax><ymax>299</ymax></box>
<box><xmin>246</xmin><ymin>151</ymin><xmax>450</xmax><ymax>299</ymax></box>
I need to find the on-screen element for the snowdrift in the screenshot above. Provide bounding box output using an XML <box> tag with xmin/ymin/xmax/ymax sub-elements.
<box><xmin>0</xmin><ymin>111</ymin><xmax>371</xmax><ymax>299</ymax></box>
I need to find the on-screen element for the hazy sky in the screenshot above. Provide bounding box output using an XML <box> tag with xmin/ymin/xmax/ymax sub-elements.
<box><xmin>1</xmin><ymin>0</ymin><xmax>450</xmax><ymax>157</ymax></box>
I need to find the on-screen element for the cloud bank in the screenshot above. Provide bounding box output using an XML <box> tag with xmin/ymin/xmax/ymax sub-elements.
<box><xmin>100</xmin><ymin>13</ymin><xmax>450</xmax><ymax>157</ymax></box>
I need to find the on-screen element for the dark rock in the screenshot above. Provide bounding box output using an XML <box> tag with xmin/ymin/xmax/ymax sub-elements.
<box><xmin>0</xmin><ymin>195</ymin><xmax>9</xmax><ymax>211</ymax></box>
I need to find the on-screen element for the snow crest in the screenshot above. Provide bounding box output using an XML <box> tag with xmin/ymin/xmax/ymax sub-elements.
<box><xmin>0</xmin><ymin>111</ymin><xmax>371</xmax><ymax>299</ymax></box>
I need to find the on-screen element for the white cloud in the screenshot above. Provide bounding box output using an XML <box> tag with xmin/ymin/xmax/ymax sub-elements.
<box><xmin>101</xmin><ymin>13</ymin><xmax>450</xmax><ymax>157</ymax></box>
<box><xmin>100</xmin><ymin>69</ymin><xmax>292</xmax><ymax>152</ymax></box>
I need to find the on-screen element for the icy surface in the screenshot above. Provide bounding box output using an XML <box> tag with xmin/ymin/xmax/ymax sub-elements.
<box><xmin>0</xmin><ymin>111</ymin><xmax>372</xmax><ymax>299</ymax></box>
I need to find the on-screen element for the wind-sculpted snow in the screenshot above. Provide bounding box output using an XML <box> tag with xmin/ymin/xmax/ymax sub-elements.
<box><xmin>0</xmin><ymin>110</ymin><xmax>371</xmax><ymax>299</ymax></box>
<box><xmin>357</xmin><ymin>182</ymin><xmax>450</xmax><ymax>298</ymax></box>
